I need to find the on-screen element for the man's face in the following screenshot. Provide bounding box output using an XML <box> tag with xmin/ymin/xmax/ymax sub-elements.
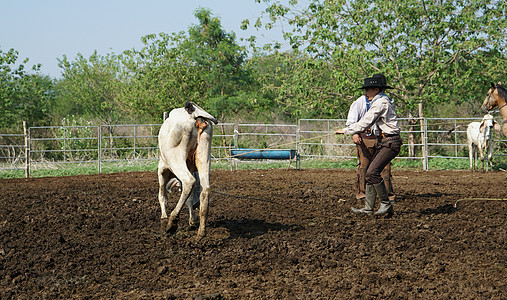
<box><xmin>364</xmin><ymin>87</ymin><xmax>380</xmax><ymax>100</ymax></box>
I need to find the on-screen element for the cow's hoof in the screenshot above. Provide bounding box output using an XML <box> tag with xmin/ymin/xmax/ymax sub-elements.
<box><xmin>166</xmin><ymin>224</ymin><xmax>178</xmax><ymax>234</ymax></box>
<box><xmin>188</xmin><ymin>217</ymin><xmax>198</xmax><ymax>229</ymax></box>
<box><xmin>160</xmin><ymin>218</ymin><xmax>169</xmax><ymax>232</ymax></box>
<box><xmin>196</xmin><ymin>228</ymin><xmax>206</xmax><ymax>240</ymax></box>
<box><xmin>192</xmin><ymin>201</ymin><xmax>200</xmax><ymax>210</ymax></box>
<box><xmin>165</xmin><ymin>216</ymin><xmax>179</xmax><ymax>234</ymax></box>
<box><xmin>165</xmin><ymin>220</ymin><xmax>178</xmax><ymax>234</ymax></box>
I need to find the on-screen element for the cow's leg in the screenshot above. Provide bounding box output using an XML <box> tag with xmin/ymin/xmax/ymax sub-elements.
<box><xmin>479</xmin><ymin>147</ymin><xmax>485</xmax><ymax>172</ymax></box>
<box><xmin>195</xmin><ymin>131</ymin><xmax>212</xmax><ymax>240</ymax></box>
<box><xmin>158</xmin><ymin>161</ymin><xmax>171</xmax><ymax>219</ymax></box>
<box><xmin>196</xmin><ymin>167</ymin><xmax>210</xmax><ymax>240</ymax></box>
<box><xmin>166</xmin><ymin>165</ymin><xmax>196</xmax><ymax>234</ymax></box>
<box><xmin>474</xmin><ymin>147</ymin><xmax>478</xmax><ymax>171</ymax></box>
<box><xmin>158</xmin><ymin>162</ymin><xmax>172</xmax><ymax>231</ymax></box>
<box><xmin>186</xmin><ymin>172</ymin><xmax>200</xmax><ymax>228</ymax></box>
<box><xmin>487</xmin><ymin>144</ymin><xmax>493</xmax><ymax>171</ymax></box>
<box><xmin>468</xmin><ymin>143</ymin><xmax>473</xmax><ymax>171</ymax></box>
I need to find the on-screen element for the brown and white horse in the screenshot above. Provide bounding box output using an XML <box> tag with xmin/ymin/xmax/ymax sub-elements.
<box><xmin>481</xmin><ymin>82</ymin><xmax>507</xmax><ymax>138</ymax></box>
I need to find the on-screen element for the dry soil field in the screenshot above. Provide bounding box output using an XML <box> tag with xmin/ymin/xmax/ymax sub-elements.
<box><xmin>1</xmin><ymin>169</ymin><xmax>506</xmax><ymax>299</ymax></box>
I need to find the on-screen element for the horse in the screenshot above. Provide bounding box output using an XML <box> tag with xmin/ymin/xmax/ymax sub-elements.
<box><xmin>481</xmin><ymin>82</ymin><xmax>507</xmax><ymax>138</ymax></box>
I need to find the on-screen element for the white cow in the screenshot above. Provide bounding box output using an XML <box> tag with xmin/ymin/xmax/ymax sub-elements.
<box><xmin>467</xmin><ymin>114</ymin><xmax>500</xmax><ymax>172</ymax></box>
<box><xmin>158</xmin><ymin>102</ymin><xmax>217</xmax><ymax>239</ymax></box>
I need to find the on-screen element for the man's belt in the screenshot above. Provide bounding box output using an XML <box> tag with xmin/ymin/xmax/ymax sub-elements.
<box><xmin>381</xmin><ymin>134</ymin><xmax>401</xmax><ymax>141</ymax></box>
<box><xmin>359</xmin><ymin>132</ymin><xmax>377</xmax><ymax>139</ymax></box>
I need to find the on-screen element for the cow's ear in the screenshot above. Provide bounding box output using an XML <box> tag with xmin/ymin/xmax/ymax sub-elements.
<box><xmin>491</xmin><ymin>82</ymin><xmax>496</xmax><ymax>88</ymax></box>
<box><xmin>184</xmin><ymin>102</ymin><xmax>195</xmax><ymax>114</ymax></box>
<box><xmin>479</xmin><ymin>122</ymin><xmax>485</xmax><ymax>133</ymax></box>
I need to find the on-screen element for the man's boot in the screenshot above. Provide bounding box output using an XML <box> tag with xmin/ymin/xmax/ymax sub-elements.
<box><xmin>374</xmin><ymin>180</ymin><xmax>393</xmax><ymax>217</ymax></box>
<box><xmin>351</xmin><ymin>184</ymin><xmax>376</xmax><ymax>215</ymax></box>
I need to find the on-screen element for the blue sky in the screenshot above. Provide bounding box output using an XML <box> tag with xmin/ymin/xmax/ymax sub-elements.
<box><xmin>1</xmin><ymin>0</ymin><xmax>293</xmax><ymax>78</ymax></box>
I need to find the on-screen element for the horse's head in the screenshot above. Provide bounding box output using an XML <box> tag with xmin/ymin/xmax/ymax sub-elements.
<box><xmin>482</xmin><ymin>82</ymin><xmax>507</xmax><ymax>139</ymax></box>
<box><xmin>481</xmin><ymin>82</ymin><xmax>498</xmax><ymax>113</ymax></box>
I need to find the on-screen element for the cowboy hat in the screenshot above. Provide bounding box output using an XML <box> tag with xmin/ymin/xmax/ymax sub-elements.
<box><xmin>359</xmin><ymin>73</ymin><xmax>393</xmax><ymax>89</ymax></box>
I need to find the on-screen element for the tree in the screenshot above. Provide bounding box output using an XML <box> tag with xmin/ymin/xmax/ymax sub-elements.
<box><xmin>249</xmin><ymin>52</ymin><xmax>350</xmax><ymax>119</ymax></box>
<box><xmin>184</xmin><ymin>8</ymin><xmax>249</xmax><ymax>97</ymax></box>
<box><xmin>120</xmin><ymin>8</ymin><xmax>252</xmax><ymax>120</ymax></box>
<box><xmin>57</xmin><ymin>51</ymin><xmax>125</xmax><ymax>126</ymax></box>
<box><xmin>247</xmin><ymin>0</ymin><xmax>507</xmax><ymax>117</ymax></box>
<box><xmin>16</xmin><ymin>73</ymin><xmax>55</xmax><ymax>126</ymax></box>
<box><xmin>119</xmin><ymin>31</ymin><xmax>204</xmax><ymax>118</ymax></box>
<box><xmin>0</xmin><ymin>48</ymin><xmax>55</xmax><ymax>129</ymax></box>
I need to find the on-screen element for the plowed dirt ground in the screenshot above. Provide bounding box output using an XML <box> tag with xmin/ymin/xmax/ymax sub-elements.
<box><xmin>1</xmin><ymin>169</ymin><xmax>506</xmax><ymax>299</ymax></box>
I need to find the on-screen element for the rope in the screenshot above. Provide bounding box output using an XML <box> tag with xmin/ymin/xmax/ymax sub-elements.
<box><xmin>222</xmin><ymin>121</ymin><xmax>498</xmax><ymax>161</ymax></box>
<box><xmin>453</xmin><ymin>197</ymin><xmax>507</xmax><ymax>208</ymax></box>
<box><xmin>210</xmin><ymin>190</ymin><xmax>507</xmax><ymax>223</ymax></box>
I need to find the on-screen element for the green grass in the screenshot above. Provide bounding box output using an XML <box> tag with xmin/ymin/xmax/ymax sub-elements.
<box><xmin>0</xmin><ymin>161</ymin><xmax>159</xmax><ymax>179</ymax></box>
<box><xmin>213</xmin><ymin>158</ymin><xmax>358</xmax><ymax>170</ymax></box>
<box><xmin>0</xmin><ymin>169</ymin><xmax>25</xmax><ymax>179</ymax></box>
<box><xmin>391</xmin><ymin>159</ymin><xmax>423</xmax><ymax>169</ymax></box>
<box><xmin>2</xmin><ymin>156</ymin><xmax>506</xmax><ymax>179</ymax></box>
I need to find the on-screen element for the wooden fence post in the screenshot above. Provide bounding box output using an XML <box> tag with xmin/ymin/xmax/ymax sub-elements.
<box><xmin>422</xmin><ymin>118</ymin><xmax>428</xmax><ymax>171</ymax></box>
<box><xmin>98</xmin><ymin>126</ymin><xmax>102</xmax><ymax>173</ymax></box>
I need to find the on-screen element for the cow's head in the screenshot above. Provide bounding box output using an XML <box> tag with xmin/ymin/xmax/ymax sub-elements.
<box><xmin>479</xmin><ymin>114</ymin><xmax>501</xmax><ymax>140</ymax></box>
<box><xmin>184</xmin><ymin>102</ymin><xmax>218</xmax><ymax>124</ymax></box>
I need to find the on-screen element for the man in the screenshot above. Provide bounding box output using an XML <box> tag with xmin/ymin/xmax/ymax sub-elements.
<box><xmin>346</xmin><ymin>74</ymin><xmax>396</xmax><ymax>204</ymax></box>
<box><xmin>336</xmin><ymin>74</ymin><xmax>402</xmax><ymax>217</ymax></box>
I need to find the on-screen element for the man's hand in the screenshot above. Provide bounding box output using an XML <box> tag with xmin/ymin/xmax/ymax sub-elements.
<box><xmin>335</xmin><ymin>128</ymin><xmax>344</xmax><ymax>134</ymax></box>
<box><xmin>352</xmin><ymin>134</ymin><xmax>361</xmax><ymax>145</ymax></box>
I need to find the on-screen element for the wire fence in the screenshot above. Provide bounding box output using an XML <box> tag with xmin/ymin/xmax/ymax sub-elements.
<box><xmin>1</xmin><ymin>117</ymin><xmax>506</xmax><ymax>177</ymax></box>
<box><xmin>298</xmin><ymin>117</ymin><xmax>426</xmax><ymax>160</ymax></box>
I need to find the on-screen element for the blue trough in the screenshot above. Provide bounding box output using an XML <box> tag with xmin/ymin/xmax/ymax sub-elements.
<box><xmin>230</xmin><ymin>148</ymin><xmax>300</xmax><ymax>169</ymax></box>
<box><xmin>231</xmin><ymin>148</ymin><xmax>297</xmax><ymax>160</ymax></box>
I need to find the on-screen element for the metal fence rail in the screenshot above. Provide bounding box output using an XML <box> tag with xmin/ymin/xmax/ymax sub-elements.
<box><xmin>424</xmin><ymin>117</ymin><xmax>507</xmax><ymax>171</ymax></box>
<box><xmin>426</xmin><ymin>118</ymin><xmax>477</xmax><ymax>159</ymax></box>
<box><xmin>1</xmin><ymin>117</ymin><xmax>506</xmax><ymax>177</ymax></box>
<box><xmin>298</xmin><ymin>117</ymin><xmax>427</xmax><ymax>164</ymax></box>
<box><xmin>98</xmin><ymin>124</ymin><xmax>161</xmax><ymax>173</ymax></box>
<box><xmin>212</xmin><ymin>123</ymin><xmax>236</xmax><ymax>160</ymax></box>
<box><xmin>28</xmin><ymin>125</ymin><xmax>100</xmax><ymax>175</ymax></box>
